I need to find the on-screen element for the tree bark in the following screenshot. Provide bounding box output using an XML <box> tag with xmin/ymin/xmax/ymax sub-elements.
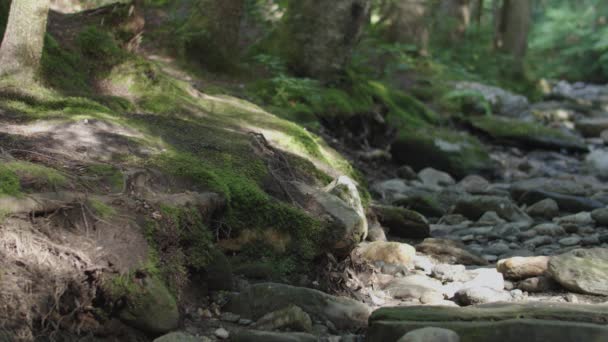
<box><xmin>0</xmin><ymin>0</ymin><xmax>51</xmax><ymax>82</ymax></box>
<box><xmin>436</xmin><ymin>0</ymin><xmax>472</xmax><ymax>43</ymax></box>
<box><xmin>280</xmin><ymin>0</ymin><xmax>372</xmax><ymax>80</ymax></box>
<box><xmin>494</xmin><ymin>0</ymin><xmax>532</xmax><ymax>64</ymax></box>
<box><xmin>381</xmin><ymin>0</ymin><xmax>431</xmax><ymax>56</ymax></box>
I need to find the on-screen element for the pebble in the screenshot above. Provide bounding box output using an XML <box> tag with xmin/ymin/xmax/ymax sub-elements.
<box><xmin>214</xmin><ymin>328</ymin><xmax>229</xmax><ymax>339</ymax></box>
<box><xmin>559</xmin><ymin>236</ymin><xmax>582</xmax><ymax>246</ymax></box>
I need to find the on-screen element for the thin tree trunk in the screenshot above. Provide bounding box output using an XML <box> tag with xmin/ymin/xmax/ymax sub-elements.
<box><xmin>494</xmin><ymin>0</ymin><xmax>532</xmax><ymax>63</ymax></box>
<box><xmin>0</xmin><ymin>0</ymin><xmax>51</xmax><ymax>82</ymax></box>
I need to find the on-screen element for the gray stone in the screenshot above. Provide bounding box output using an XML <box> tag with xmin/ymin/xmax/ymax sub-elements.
<box><xmin>555</xmin><ymin>212</ymin><xmax>594</xmax><ymax>226</ymax></box>
<box><xmin>153</xmin><ymin>332</ymin><xmax>201</xmax><ymax>342</ymax></box>
<box><xmin>373</xmin><ymin>205</ymin><xmax>430</xmax><ymax>239</ymax></box>
<box><xmin>416</xmin><ymin>238</ymin><xmax>488</xmax><ymax>265</ymax></box>
<box><xmin>526</xmin><ymin>199</ymin><xmax>559</xmax><ymax>219</ymax></box>
<box><xmin>215</xmin><ymin>328</ymin><xmax>229</xmax><ymax>339</ymax></box>
<box><xmin>231</xmin><ymin>330</ymin><xmax>317</xmax><ymax>342</ymax></box>
<box><xmin>575</xmin><ymin>117</ymin><xmax>608</xmax><ymax>137</ymax></box>
<box><xmin>452</xmin><ymin>81</ymin><xmax>529</xmax><ymax>117</ymax></box>
<box><xmin>477</xmin><ymin>211</ymin><xmax>506</xmax><ymax>226</ymax></box>
<box><xmin>397</xmin><ymin>165</ymin><xmax>417</xmax><ymax>180</ymax></box>
<box><xmin>457</xmin><ymin>175</ymin><xmax>490</xmax><ymax>194</ymax></box>
<box><xmin>358</xmin><ymin>241</ymin><xmax>416</xmax><ymax>266</ymax></box>
<box><xmin>532</xmin><ymin>223</ymin><xmax>565</xmax><ymax>237</ymax></box>
<box><xmin>591</xmin><ymin>208</ymin><xmax>608</xmax><ymax>226</ymax></box>
<box><xmin>559</xmin><ymin>236</ymin><xmax>582</xmax><ymax>246</ymax></box>
<box><xmin>517</xmin><ymin>276</ymin><xmax>558</xmax><ymax>293</ymax></box>
<box><xmin>548</xmin><ymin>248</ymin><xmax>608</xmax><ymax>296</ymax></box>
<box><xmin>453</xmin><ymin>196</ymin><xmax>531</xmax><ymax>223</ymax></box>
<box><xmin>418</xmin><ymin>167</ymin><xmax>456</xmax><ymax>189</ymax></box>
<box><xmin>496</xmin><ymin>256</ymin><xmax>550</xmax><ymax>280</ymax></box>
<box><xmin>523</xmin><ymin>236</ymin><xmax>553</xmax><ymax>249</ymax></box>
<box><xmin>484</xmin><ymin>242</ymin><xmax>511</xmax><ymax>256</ymax></box>
<box><xmin>397</xmin><ymin>327</ymin><xmax>460</xmax><ymax>342</ymax></box>
<box><xmin>383</xmin><ymin>275</ymin><xmax>444</xmax><ymax>303</ymax></box>
<box><xmin>225</xmin><ymin>283</ymin><xmax>371</xmax><ymax>330</ymax></box>
<box><xmin>586</xmin><ymin>149</ymin><xmax>608</xmax><ymax>178</ymax></box>
<box><xmin>253</xmin><ymin>305</ymin><xmax>312</xmax><ymax>332</ymax></box>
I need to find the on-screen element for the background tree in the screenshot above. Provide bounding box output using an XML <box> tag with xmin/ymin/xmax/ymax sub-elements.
<box><xmin>494</xmin><ymin>0</ymin><xmax>533</xmax><ymax>70</ymax></box>
<box><xmin>378</xmin><ymin>0</ymin><xmax>432</xmax><ymax>56</ymax></box>
<box><xmin>0</xmin><ymin>0</ymin><xmax>51</xmax><ymax>82</ymax></box>
<box><xmin>435</xmin><ymin>0</ymin><xmax>472</xmax><ymax>43</ymax></box>
<box><xmin>279</xmin><ymin>0</ymin><xmax>372</xmax><ymax>80</ymax></box>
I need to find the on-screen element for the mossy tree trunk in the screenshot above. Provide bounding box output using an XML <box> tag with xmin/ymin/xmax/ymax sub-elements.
<box><xmin>184</xmin><ymin>0</ymin><xmax>245</xmax><ymax>72</ymax></box>
<box><xmin>0</xmin><ymin>0</ymin><xmax>50</xmax><ymax>82</ymax></box>
<box><xmin>280</xmin><ymin>0</ymin><xmax>372</xmax><ymax>81</ymax></box>
<box><xmin>435</xmin><ymin>0</ymin><xmax>472</xmax><ymax>44</ymax></box>
<box><xmin>379</xmin><ymin>0</ymin><xmax>431</xmax><ymax>56</ymax></box>
<box><xmin>0</xmin><ymin>0</ymin><xmax>10</xmax><ymax>38</ymax></box>
<box><xmin>494</xmin><ymin>0</ymin><xmax>532</xmax><ymax>72</ymax></box>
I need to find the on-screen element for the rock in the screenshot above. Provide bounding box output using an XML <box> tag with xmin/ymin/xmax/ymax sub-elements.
<box><xmin>231</xmin><ymin>330</ymin><xmax>317</xmax><ymax>342</ymax></box>
<box><xmin>206</xmin><ymin>249</ymin><xmax>234</xmax><ymax>291</ymax></box>
<box><xmin>457</xmin><ymin>175</ymin><xmax>490</xmax><ymax>194</ymax></box>
<box><xmin>559</xmin><ymin>236</ymin><xmax>582</xmax><ymax>246</ymax></box>
<box><xmin>117</xmin><ymin>275</ymin><xmax>179</xmax><ymax>335</ymax></box>
<box><xmin>548</xmin><ymin>248</ymin><xmax>608</xmax><ymax>295</ymax></box>
<box><xmin>373</xmin><ymin>205</ymin><xmax>430</xmax><ymax>239</ymax></box>
<box><xmin>551</xmin><ymin>81</ymin><xmax>608</xmax><ymax>105</ymax></box>
<box><xmin>510</xmin><ymin>178</ymin><xmax>602</xmax><ymax>212</ymax></box>
<box><xmin>416</xmin><ymin>238</ymin><xmax>488</xmax><ymax>265</ymax></box>
<box><xmin>324</xmin><ymin>175</ymin><xmax>368</xmax><ymax>237</ymax></box>
<box><xmin>224</xmin><ymin>283</ymin><xmax>371</xmax><ymax>330</ymax></box>
<box><xmin>453</xmin><ymin>287</ymin><xmax>512</xmax><ymax>306</ymax></box>
<box><xmin>496</xmin><ymin>256</ymin><xmax>550</xmax><ymax>280</ymax></box>
<box><xmin>413</xmin><ymin>255</ymin><xmax>434</xmax><ymax>274</ymax></box>
<box><xmin>358</xmin><ymin>241</ymin><xmax>416</xmax><ymax>266</ymax></box>
<box><xmin>526</xmin><ymin>199</ymin><xmax>559</xmax><ymax>219</ymax></box>
<box><xmin>532</xmin><ymin>223</ymin><xmax>565</xmax><ymax>237</ymax></box>
<box><xmin>293</xmin><ymin>178</ymin><xmax>367</xmax><ymax>253</ymax></box>
<box><xmin>215</xmin><ymin>328</ymin><xmax>230</xmax><ymax>339</ymax></box>
<box><xmin>390</xmin><ymin>128</ymin><xmax>493</xmax><ymax>179</ymax></box>
<box><xmin>452</xmin><ymin>81</ymin><xmax>529</xmax><ymax>117</ymax></box>
<box><xmin>397</xmin><ymin>165</ymin><xmax>417</xmax><ymax>180</ymax></box>
<box><xmin>153</xmin><ymin>332</ymin><xmax>201</xmax><ymax>342</ymax></box>
<box><xmin>587</xmin><ymin>150</ymin><xmax>608</xmax><ymax>178</ymax></box>
<box><xmin>575</xmin><ymin>117</ymin><xmax>608</xmax><ymax>137</ymax></box>
<box><xmin>554</xmin><ymin>212</ymin><xmax>594</xmax><ymax>226</ymax></box>
<box><xmin>253</xmin><ymin>304</ymin><xmax>312</xmax><ymax>332</ymax></box>
<box><xmin>397</xmin><ymin>327</ymin><xmax>460</xmax><ymax>342</ymax></box>
<box><xmin>383</xmin><ymin>275</ymin><xmax>444</xmax><ymax>303</ymax></box>
<box><xmin>418</xmin><ymin>167</ymin><xmax>456</xmax><ymax>189</ymax></box>
<box><xmin>432</xmin><ymin>264</ymin><xmax>467</xmax><ymax>282</ymax></box>
<box><xmin>368</xmin><ymin>302</ymin><xmax>608</xmax><ymax>341</ymax></box>
<box><xmin>484</xmin><ymin>242</ymin><xmax>510</xmax><ymax>256</ymax></box>
<box><xmin>393</xmin><ymin>194</ymin><xmax>446</xmax><ymax>218</ymax></box>
<box><xmin>517</xmin><ymin>190</ymin><xmax>603</xmax><ymax>213</ymax></box>
<box><xmin>372</xmin><ymin>179</ymin><xmax>411</xmax><ymax>202</ymax></box>
<box><xmin>591</xmin><ymin>208</ymin><xmax>608</xmax><ymax>226</ymax></box>
<box><xmin>523</xmin><ymin>235</ymin><xmax>553</xmax><ymax>248</ymax></box>
<box><xmin>517</xmin><ymin>276</ymin><xmax>558</xmax><ymax>293</ymax></box>
<box><xmin>221</xmin><ymin>312</ymin><xmax>241</xmax><ymax>323</ymax></box>
<box><xmin>453</xmin><ymin>196</ymin><xmax>531</xmax><ymax>222</ymax></box>
<box><xmin>466</xmin><ymin>115</ymin><xmax>586</xmax><ymax>152</ymax></box>
<box><xmin>477</xmin><ymin>211</ymin><xmax>506</xmax><ymax>226</ymax></box>
<box><xmin>366</xmin><ymin>223</ymin><xmax>387</xmax><ymax>242</ymax></box>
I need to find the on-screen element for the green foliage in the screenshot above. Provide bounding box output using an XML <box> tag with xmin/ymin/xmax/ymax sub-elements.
<box><xmin>2</xmin><ymin>161</ymin><xmax>67</xmax><ymax>192</ymax></box>
<box><xmin>0</xmin><ymin>166</ymin><xmax>20</xmax><ymax>197</ymax></box>
<box><xmin>530</xmin><ymin>1</ymin><xmax>608</xmax><ymax>81</ymax></box>
<box><xmin>77</xmin><ymin>26</ymin><xmax>125</xmax><ymax>68</ymax></box>
<box><xmin>89</xmin><ymin>199</ymin><xmax>116</xmax><ymax>219</ymax></box>
<box><xmin>41</xmin><ymin>35</ymin><xmax>90</xmax><ymax>93</ymax></box>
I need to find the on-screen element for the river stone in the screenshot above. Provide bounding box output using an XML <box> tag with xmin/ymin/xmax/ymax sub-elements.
<box><xmin>418</xmin><ymin>167</ymin><xmax>455</xmax><ymax>189</ymax></box>
<box><xmin>453</xmin><ymin>196</ymin><xmax>531</xmax><ymax>223</ymax></box>
<box><xmin>591</xmin><ymin>208</ymin><xmax>608</xmax><ymax>226</ymax></box>
<box><xmin>526</xmin><ymin>199</ymin><xmax>559</xmax><ymax>219</ymax></box>
<box><xmin>548</xmin><ymin>248</ymin><xmax>608</xmax><ymax>295</ymax></box>
<box><xmin>383</xmin><ymin>275</ymin><xmax>444</xmax><ymax>303</ymax></box>
<box><xmin>117</xmin><ymin>275</ymin><xmax>179</xmax><ymax>335</ymax></box>
<box><xmin>372</xmin><ymin>205</ymin><xmax>430</xmax><ymax>239</ymax></box>
<box><xmin>253</xmin><ymin>304</ymin><xmax>312</xmax><ymax>332</ymax></box>
<box><xmin>517</xmin><ymin>276</ymin><xmax>559</xmax><ymax>293</ymax></box>
<box><xmin>496</xmin><ymin>256</ymin><xmax>550</xmax><ymax>280</ymax></box>
<box><xmin>358</xmin><ymin>241</ymin><xmax>416</xmax><ymax>266</ymax></box>
<box><xmin>397</xmin><ymin>327</ymin><xmax>460</xmax><ymax>342</ymax></box>
<box><xmin>231</xmin><ymin>330</ymin><xmax>317</xmax><ymax>342</ymax></box>
<box><xmin>575</xmin><ymin>117</ymin><xmax>608</xmax><ymax>137</ymax></box>
<box><xmin>324</xmin><ymin>175</ymin><xmax>368</xmax><ymax>238</ymax></box>
<box><xmin>532</xmin><ymin>223</ymin><xmax>565</xmax><ymax>237</ymax></box>
<box><xmin>587</xmin><ymin>149</ymin><xmax>608</xmax><ymax>179</ymax></box>
<box><xmin>453</xmin><ymin>287</ymin><xmax>512</xmax><ymax>306</ymax></box>
<box><xmin>153</xmin><ymin>332</ymin><xmax>201</xmax><ymax>342</ymax></box>
<box><xmin>416</xmin><ymin>238</ymin><xmax>488</xmax><ymax>266</ymax></box>
<box><xmin>224</xmin><ymin>283</ymin><xmax>371</xmax><ymax>330</ymax></box>
<box><xmin>452</xmin><ymin>81</ymin><xmax>529</xmax><ymax>117</ymax></box>
<box><xmin>457</xmin><ymin>175</ymin><xmax>490</xmax><ymax>194</ymax></box>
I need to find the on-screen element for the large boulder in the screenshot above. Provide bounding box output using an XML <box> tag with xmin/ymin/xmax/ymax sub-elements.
<box><xmin>390</xmin><ymin>128</ymin><xmax>493</xmax><ymax>179</ymax></box>
<box><xmin>293</xmin><ymin>176</ymin><xmax>367</xmax><ymax>253</ymax></box>
<box><xmin>496</xmin><ymin>256</ymin><xmax>550</xmax><ymax>280</ymax></box>
<box><xmin>358</xmin><ymin>241</ymin><xmax>416</xmax><ymax>266</ymax></box>
<box><xmin>452</xmin><ymin>81</ymin><xmax>529</xmax><ymax>117</ymax></box>
<box><xmin>367</xmin><ymin>302</ymin><xmax>608</xmax><ymax>342</ymax></box>
<box><xmin>466</xmin><ymin>116</ymin><xmax>586</xmax><ymax>152</ymax></box>
<box><xmin>453</xmin><ymin>195</ymin><xmax>531</xmax><ymax>223</ymax></box>
<box><xmin>224</xmin><ymin>283</ymin><xmax>371</xmax><ymax>331</ymax></box>
<box><xmin>548</xmin><ymin>248</ymin><xmax>608</xmax><ymax>296</ymax></box>
<box><xmin>116</xmin><ymin>275</ymin><xmax>179</xmax><ymax>335</ymax></box>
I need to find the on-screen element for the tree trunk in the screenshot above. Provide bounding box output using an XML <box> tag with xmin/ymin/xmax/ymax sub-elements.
<box><xmin>280</xmin><ymin>0</ymin><xmax>372</xmax><ymax>80</ymax></box>
<box><xmin>494</xmin><ymin>0</ymin><xmax>532</xmax><ymax>65</ymax></box>
<box><xmin>471</xmin><ymin>0</ymin><xmax>484</xmax><ymax>26</ymax></box>
<box><xmin>436</xmin><ymin>0</ymin><xmax>472</xmax><ymax>43</ymax></box>
<box><xmin>0</xmin><ymin>0</ymin><xmax>51</xmax><ymax>82</ymax></box>
<box><xmin>184</xmin><ymin>0</ymin><xmax>245</xmax><ymax>72</ymax></box>
<box><xmin>381</xmin><ymin>0</ymin><xmax>431</xmax><ymax>56</ymax></box>
<box><xmin>0</xmin><ymin>0</ymin><xmax>10</xmax><ymax>38</ymax></box>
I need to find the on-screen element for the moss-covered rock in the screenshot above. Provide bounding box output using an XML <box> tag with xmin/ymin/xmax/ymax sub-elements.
<box><xmin>390</xmin><ymin>128</ymin><xmax>493</xmax><ymax>179</ymax></box>
<box><xmin>110</xmin><ymin>274</ymin><xmax>179</xmax><ymax>335</ymax></box>
<box><xmin>467</xmin><ymin>116</ymin><xmax>587</xmax><ymax>152</ymax></box>
<box><xmin>372</xmin><ymin>205</ymin><xmax>430</xmax><ymax>239</ymax></box>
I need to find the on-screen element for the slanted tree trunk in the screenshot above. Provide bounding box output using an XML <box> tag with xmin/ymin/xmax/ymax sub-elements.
<box><xmin>0</xmin><ymin>0</ymin><xmax>51</xmax><ymax>82</ymax></box>
<box><xmin>494</xmin><ymin>0</ymin><xmax>532</xmax><ymax>67</ymax></box>
<box><xmin>280</xmin><ymin>0</ymin><xmax>372</xmax><ymax>80</ymax></box>
<box><xmin>436</xmin><ymin>0</ymin><xmax>472</xmax><ymax>43</ymax></box>
<box><xmin>380</xmin><ymin>0</ymin><xmax>431</xmax><ymax>56</ymax></box>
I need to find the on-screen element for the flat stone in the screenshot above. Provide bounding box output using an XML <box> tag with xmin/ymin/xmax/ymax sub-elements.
<box><xmin>418</xmin><ymin>167</ymin><xmax>456</xmax><ymax>189</ymax></box>
<box><xmin>453</xmin><ymin>196</ymin><xmax>531</xmax><ymax>223</ymax></box>
<box><xmin>453</xmin><ymin>287</ymin><xmax>511</xmax><ymax>306</ymax></box>
<box><xmin>559</xmin><ymin>236</ymin><xmax>582</xmax><ymax>246</ymax></box>
<box><xmin>548</xmin><ymin>248</ymin><xmax>608</xmax><ymax>295</ymax></box>
<box><xmin>496</xmin><ymin>256</ymin><xmax>550</xmax><ymax>280</ymax></box>
<box><xmin>517</xmin><ymin>276</ymin><xmax>559</xmax><ymax>293</ymax></box>
<box><xmin>383</xmin><ymin>275</ymin><xmax>444</xmax><ymax>303</ymax></box>
<box><xmin>526</xmin><ymin>199</ymin><xmax>559</xmax><ymax>219</ymax></box>
<box><xmin>373</xmin><ymin>205</ymin><xmax>430</xmax><ymax>239</ymax></box>
<box><xmin>153</xmin><ymin>332</ymin><xmax>201</xmax><ymax>342</ymax></box>
<box><xmin>591</xmin><ymin>208</ymin><xmax>608</xmax><ymax>226</ymax></box>
<box><xmin>532</xmin><ymin>223</ymin><xmax>565</xmax><ymax>237</ymax></box>
<box><xmin>253</xmin><ymin>304</ymin><xmax>312</xmax><ymax>332</ymax></box>
<box><xmin>231</xmin><ymin>330</ymin><xmax>317</xmax><ymax>342</ymax></box>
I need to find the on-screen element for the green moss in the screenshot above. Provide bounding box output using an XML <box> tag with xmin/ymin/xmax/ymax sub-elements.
<box><xmin>41</xmin><ymin>34</ymin><xmax>90</xmax><ymax>93</ymax></box>
<box><xmin>77</xmin><ymin>26</ymin><xmax>126</xmax><ymax>69</ymax></box>
<box><xmin>470</xmin><ymin>116</ymin><xmax>581</xmax><ymax>145</ymax></box>
<box><xmin>2</xmin><ymin>161</ymin><xmax>67</xmax><ymax>192</ymax></box>
<box><xmin>0</xmin><ymin>166</ymin><xmax>20</xmax><ymax>197</ymax></box>
<box><xmin>87</xmin><ymin>164</ymin><xmax>124</xmax><ymax>192</ymax></box>
<box><xmin>89</xmin><ymin>199</ymin><xmax>116</xmax><ymax>219</ymax></box>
